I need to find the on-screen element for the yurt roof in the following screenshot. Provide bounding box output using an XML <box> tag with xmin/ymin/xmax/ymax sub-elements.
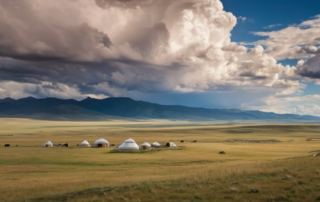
<box><xmin>80</xmin><ymin>140</ymin><xmax>90</xmax><ymax>145</ymax></box>
<box><xmin>118</xmin><ymin>138</ymin><xmax>139</xmax><ymax>150</ymax></box>
<box><xmin>124</xmin><ymin>138</ymin><xmax>136</xmax><ymax>143</ymax></box>
<box><xmin>152</xmin><ymin>142</ymin><xmax>161</xmax><ymax>146</ymax></box>
<box><xmin>93</xmin><ymin>138</ymin><xmax>109</xmax><ymax>144</ymax></box>
<box><xmin>45</xmin><ymin>141</ymin><xmax>53</xmax><ymax>145</ymax></box>
<box><xmin>141</xmin><ymin>141</ymin><xmax>151</xmax><ymax>146</ymax></box>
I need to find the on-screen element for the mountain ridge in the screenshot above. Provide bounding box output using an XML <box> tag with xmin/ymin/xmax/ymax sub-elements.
<box><xmin>0</xmin><ymin>97</ymin><xmax>319</xmax><ymax>121</ymax></box>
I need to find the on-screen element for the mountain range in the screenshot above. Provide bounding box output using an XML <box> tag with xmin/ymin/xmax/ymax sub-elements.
<box><xmin>0</xmin><ymin>96</ymin><xmax>319</xmax><ymax>122</ymax></box>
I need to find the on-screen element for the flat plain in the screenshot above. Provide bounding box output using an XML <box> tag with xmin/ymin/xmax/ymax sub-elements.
<box><xmin>0</xmin><ymin>118</ymin><xmax>320</xmax><ymax>202</ymax></box>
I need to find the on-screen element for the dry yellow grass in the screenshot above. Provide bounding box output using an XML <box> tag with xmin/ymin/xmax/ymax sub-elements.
<box><xmin>0</xmin><ymin>118</ymin><xmax>320</xmax><ymax>201</ymax></box>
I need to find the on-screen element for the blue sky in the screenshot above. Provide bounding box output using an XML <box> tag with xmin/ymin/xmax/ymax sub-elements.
<box><xmin>223</xmin><ymin>0</ymin><xmax>320</xmax><ymax>42</ymax></box>
<box><xmin>0</xmin><ymin>0</ymin><xmax>320</xmax><ymax>115</ymax></box>
<box><xmin>224</xmin><ymin>0</ymin><xmax>320</xmax><ymax>99</ymax></box>
<box><xmin>222</xmin><ymin>0</ymin><xmax>320</xmax><ymax>67</ymax></box>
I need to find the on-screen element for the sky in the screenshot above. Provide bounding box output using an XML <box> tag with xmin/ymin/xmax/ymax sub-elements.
<box><xmin>0</xmin><ymin>0</ymin><xmax>320</xmax><ymax>115</ymax></box>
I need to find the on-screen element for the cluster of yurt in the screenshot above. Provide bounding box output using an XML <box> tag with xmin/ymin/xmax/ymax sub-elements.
<box><xmin>42</xmin><ymin>138</ymin><xmax>177</xmax><ymax>150</ymax></box>
<box><xmin>78</xmin><ymin>138</ymin><xmax>110</xmax><ymax>148</ymax></box>
<box><xmin>139</xmin><ymin>141</ymin><xmax>177</xmax><ymax>149</ymax></box>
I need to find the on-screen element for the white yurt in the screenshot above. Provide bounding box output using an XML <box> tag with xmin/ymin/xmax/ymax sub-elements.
<box><xmin>151</xmin><ymin>142</ymin><xmax>161</xmax><ymax>148</ymax></box>
<box><xmin>118</xmin><ymin>138</ymin><xmax>139</xmax><ymax>150</ymax></box>
<box><xmin>141</xmin><ymin>141</ymin><xmax>151</xmax><ymax>150</ymax></box>
<box><xmin>166</xmin><ymin>142</ymin><xmax>177</xmax><ymax>147</ymax></box>
<box><xmin>79</xmin><ymin>140</ymin><xmax>91</xmax><ymax>147</ymax></box>
<box><xmin>44</xmin><ymin>141</ymin><xmax>53</xmax><ymax>147</ymax></box>
<box><xmin>92</xmin><ymin>138</ymin><xmax>109</xmax><ymax>147</ymax></box>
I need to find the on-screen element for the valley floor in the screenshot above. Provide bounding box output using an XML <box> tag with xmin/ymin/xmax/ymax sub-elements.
<box><xmin>0</xmin><ymin>118</ymin><xmax>319</xmax><ymax>201</ymax></box>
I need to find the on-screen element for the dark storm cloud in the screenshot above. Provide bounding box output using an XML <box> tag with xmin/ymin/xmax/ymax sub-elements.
<box><xmin>0</xmin><ymin>56</ymin><xmax>189</xmax><ymax>97</ymax></box>
<box><xmin>0</xmin><ymin>21</ymin><xmax>112</xmax><ymax>62</ymax></box>
<box><xmin>302</xmin><ymin>47</ymin><xmax>320</xmax><ymax>54</ymax></box>
<box><xmin>296</xmin><ymin>54</ymin><xmax>320</xmax><ymax>79</ymax></box>
<box><xmin>294</xmin><ymin>46</ymin><xmax>320</xmax><ymax>79</ymax></box>
<box><xmin>0</xmin><ymin>0</ymin><xmax>112</xmax><ymax>62</ymax></box>
<box><xmin>298</xmin><ymin>71</ymin><xmax>320</xmax><ymax>79</ymax></box>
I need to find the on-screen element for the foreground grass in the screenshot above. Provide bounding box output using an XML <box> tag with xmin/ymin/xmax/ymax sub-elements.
<box><xmin>28</xmin><ymin>155</ymin><xmax>320</xmax><ymax>202</ymax></box>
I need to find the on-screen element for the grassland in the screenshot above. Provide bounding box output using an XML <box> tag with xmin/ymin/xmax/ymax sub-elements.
<box><xmin>0</xmin><ymin>118</ymin><xmax>320</xmax><ymax>202</ymax></box>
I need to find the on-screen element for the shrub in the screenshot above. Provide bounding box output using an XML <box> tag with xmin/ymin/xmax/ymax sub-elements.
<box><xmin>249</xmin><ymin>188</ymin><xmax>260</xmax><ymax>193</ymax></box>
<box><xmin>230</xmin><ymin>187</ymin><xmax>240</xmax><ymax>193</ymax></box>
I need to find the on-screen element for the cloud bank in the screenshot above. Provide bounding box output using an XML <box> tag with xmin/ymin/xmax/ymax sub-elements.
<box><xmin>0</xmin><ymin>0</ymin><xmax>319</xmax><ymax>115</ymax></box>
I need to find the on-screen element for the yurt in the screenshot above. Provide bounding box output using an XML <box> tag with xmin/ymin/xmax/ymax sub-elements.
<box><xmin>141</xmin><ymin>141</ymin><xmax>151</xmax><ymax>150</ymax></box>
<box><xmin>44</xmin><ymin>141</ymin><xmax>53</xmax><ymax>147</ymax></box>
<box><xmin>79</xmin><ymin>140</ymin><xmax>91</xmax><ymax>147</ymax></box>
<box><xmin>151</xmin><ymin>142</ymin><xmax>161</xmax><ymax>148</ymax></box>
<box><xmin>92</xmin><ymin>138</ymin><xmax>109</xmax><ymax>147</ymax></box>
<box><xmin>166</xmin><ymin>142</ymin><xmax>177</xmax><ymax>147</ymax></box>
<box><xmin>118</xmin><ymin>138</ymin><xmax>139</xmax><ymax>150</ymax></box>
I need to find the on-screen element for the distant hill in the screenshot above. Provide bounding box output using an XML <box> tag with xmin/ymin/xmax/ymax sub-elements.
<box><xmin>0</xmin><ymin>96</ymin><xmax>319</xmax><ymax>122</ymax></box>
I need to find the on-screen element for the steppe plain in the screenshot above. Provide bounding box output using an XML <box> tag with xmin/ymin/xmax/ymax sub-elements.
<box><xmin>0</xmin><ymin>118</ymin><xmax>320</xmax><ymax>202</ymax></box>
